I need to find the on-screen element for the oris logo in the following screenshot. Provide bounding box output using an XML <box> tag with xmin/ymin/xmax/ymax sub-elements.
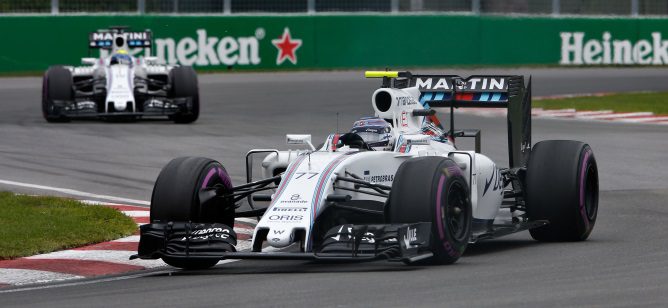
<box><xmin>268</xmin><ymin>215</ymin><xmax>303</xmax><ymax>222</ymax></box>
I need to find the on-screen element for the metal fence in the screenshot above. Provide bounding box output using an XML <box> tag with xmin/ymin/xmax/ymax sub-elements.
<box><xmin>1</xmin><ymin>0</ymin><xmax>668</xmax><ymax>15</ymax></box>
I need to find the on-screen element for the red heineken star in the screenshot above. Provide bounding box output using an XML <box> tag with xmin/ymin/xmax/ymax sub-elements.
<box><xmin>272</xmin><ymin>28</ymin><xmax>302</xmax><ymax>65</ymax></box>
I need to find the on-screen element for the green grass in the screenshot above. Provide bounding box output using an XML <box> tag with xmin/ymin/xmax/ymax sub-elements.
<box><xmin>0</xmin><ymin>192</ymin><xmax>137</xmax><ymax>260</ymax></box>
<box><xmin>534</xmin><ymin>92</ymin><xmax>668</xmax><ymax>114</ymax></box>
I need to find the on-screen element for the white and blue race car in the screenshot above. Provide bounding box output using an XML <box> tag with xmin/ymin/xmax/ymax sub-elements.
<box><xmin>133</xmin><ymin>71</ymin><xmax>599</xmax><ymax>269</ymax></box>
<box><xmin>42</xmin><ymin>27</ymin><xmax>199</xmax><ymax>123</ymax></box>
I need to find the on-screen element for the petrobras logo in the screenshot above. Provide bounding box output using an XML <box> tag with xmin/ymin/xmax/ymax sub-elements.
<box><xmin>560</xmin><ymin>31</ymin><xmax>668</xmax><ymax>65</ymax></box>
<box><xmin>100</xmin><ymin>27</ymin><xmax>303</xmax><ymax>67</ymax></box>
<box><xmin>362</xmin><ymin>173</ymin><xmax>394</xmax><ymax>183</ymax></box>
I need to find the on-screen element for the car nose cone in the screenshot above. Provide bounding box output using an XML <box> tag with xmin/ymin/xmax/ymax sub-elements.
<box><xmin>267</xmin><ymin>228</ymin><xmax>294</xmax><ymax>248</ymax></box>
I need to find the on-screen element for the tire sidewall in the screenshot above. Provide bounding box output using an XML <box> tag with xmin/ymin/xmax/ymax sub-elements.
<box><xmin>170</xmin><ymin>66</ymin><xmax>199</xmax><ymax>123</ymax></box>
<box><xmin>526</xmin><ymin>141</ymin><xmax>599</xmax><ymax>241</ymax></box>
<box><xmin>196</xmin><ymin>161</ymin><xmax>234</xmax><ymax>227</ymax></box>
<box><xmin>150</xmin><ymin>157</ymin><xmax>234</xmax><ymax>270</ymax></box>
<box><xmin>574</xmin><ymin>145</ymin><xmax>598</xmax><ymax>240</ymax></box>
<box><xmin>150</xmin><ymin>157</ymin><xmax>234</xmax><ymax>226</ymax></box>
<box><xmin>42</xmin><ymin>66</ymin><xmax>73</xmax><ymax>122</ymax></box>
<box><xmin>387</xmin><ymin>157</ymin><xmax>472</xmax><ymax>264</ymax></box>
<box><xmin>430</xmin><ymin>162</ymin><xmax>471</xmax><ymax>263</ymax></box>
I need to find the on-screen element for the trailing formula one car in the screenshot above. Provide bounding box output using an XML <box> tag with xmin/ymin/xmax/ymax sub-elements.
<box><xmin>42</xmin><ymin>27</ymin><xmax>199</xmax><ymax>123</ymax></box>
<box><xmin>133</xmin><ymin>71</ymin><xmax>599</xmax><ymax>269</ymax></box>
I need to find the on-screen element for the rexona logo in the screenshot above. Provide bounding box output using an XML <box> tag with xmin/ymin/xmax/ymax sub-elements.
<box><xmin>560</xmin><ymin>32</ymin><xmax>668</xmax><ymax>65</ymax></box>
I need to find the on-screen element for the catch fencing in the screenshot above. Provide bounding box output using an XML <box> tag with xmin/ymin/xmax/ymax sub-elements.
<box><xmin>2</xmin><ymin>0</ymin><xmax>668</xmax><ymax>15</ymax></box>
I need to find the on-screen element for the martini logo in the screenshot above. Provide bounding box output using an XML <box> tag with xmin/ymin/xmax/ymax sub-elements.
<box><xmin>272</xmin><ymin>28</ymin><xmax>302</xmax><ymax>65</ymax></box>
<box><xmin>560</xmin><ymin>31</ymin><xmax>668</xmax><ymax>65</ymax></box>
<box><xmin>91</xmin><ymin>31</ymin><xmax>150</xmax><ymax>41</ymax></box>
<box><xmin>416</xmin><ymin>77</ymin><xmax>453</xmax><ymax>91</ymax></box>
<box><xmin>416</xmin><ymin>77</ymin><xmax>506</xmax><ymax>91</ymax></box>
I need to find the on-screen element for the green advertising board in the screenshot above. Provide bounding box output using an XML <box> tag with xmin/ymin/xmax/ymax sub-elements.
<box><xmin>2</xmin><ymin>14</ymin><xmax>668</xmax><ymax>73</ymax></box>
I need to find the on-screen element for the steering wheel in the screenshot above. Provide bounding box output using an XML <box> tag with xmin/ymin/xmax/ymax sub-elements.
<box><xmin>337</xmin><ymin>133</ymin><xmax>373</xmax><ymax>151</ymax></box>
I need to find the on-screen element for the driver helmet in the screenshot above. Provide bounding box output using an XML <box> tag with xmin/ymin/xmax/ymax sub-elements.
<box><xmin>110</xmin><ymin>53</ymin><xmax>132</xmax><ymax>66</ymax></box>
<box><xmin>350</xmin><ymin>117</ymin><xmax>394</xmax><ymax>151</ymax></box>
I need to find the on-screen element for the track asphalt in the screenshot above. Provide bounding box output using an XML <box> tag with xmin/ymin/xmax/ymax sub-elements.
<box><xmin>0</xmin><ymin>68</ymin><xmax>667</xmax><ymax>307</ymax></box>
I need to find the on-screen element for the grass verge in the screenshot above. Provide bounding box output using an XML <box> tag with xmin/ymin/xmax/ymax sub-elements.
<box><xmin>534</xmin><ymin>92</ymin><xmax>668</xmax><ymax>114</ymax></box>
<box><xmin>0</xmin><ymin>192</ymin><xmax>137</xmax><ymax>260</ymax></box>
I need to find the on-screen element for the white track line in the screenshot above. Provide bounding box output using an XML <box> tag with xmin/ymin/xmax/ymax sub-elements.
<box><xmin>113</xmin><ymin>235</ymin><xmax>141</xmax><ymax>242</ymax></box>
<box><xmin>573</xmin><ymin>110</ymin><xmax>614</xmax><ymax>117</ymax></box>
<box><xmin>614</xmin><ymin>116</ymin><xmax>668</xmax><ymax>123</ymax></box>
<box><xmin>459</xmin><ymin>107</ymin><xmax>668</xmax><ymax>125</ymax></box>
<box><xmin>121</xmin><ymin>211</ymin><xmax>149</xmax><ymax>217</ymax></box>
<box><xmin>578</xmin><ymin>112</ymin><xmax>654</xmax><ymax>120</ymax></box>
<box><xmin>235</xmin><ymin>217</ymin><xmax>259</xmax><ymax>225</ymax></box>
<box><xmin>0</xmin><ymin>269</ymin><xmax>84</xmax><ymax>286</ymax></box>
<box><xmin>234</xmin><ymin>228</ymin><xmax>254</xmax><ymax>235</ymax></box>
<box><xmin>533</xmin><ymin>108</ymin><xmax>577</xmax><ymax>115</ymax></box>
<box><xmin>0</xmin><ymin>270</ymin><xmax>173</xmax><ymax>294</ymax></box>
<box><xmin>27</xmin><ymin>250</ymin><xmax>165</xmax><ymax>268</ymax></box>
<box><xmin>0</xmin><ymin>179</ymin><xmax>150</xmax><ymax>206</ymax></box>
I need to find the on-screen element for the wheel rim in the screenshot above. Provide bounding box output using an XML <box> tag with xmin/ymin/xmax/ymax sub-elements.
<box><xmin>442</xmin><ymin>181</ymin><xmax>469</xmax><ymax>242</ymax></box>
<box><xmin>197</xmin><ymin>165</ymin><xmax>233</xmax><ymax>224</ymax></box>
<box><xmin>584</xmin><ymin>163</ymin><xmax>598</xmax><ymax>221</ymax></box>
<box><xmin>197</xmin><ymin>166</ymin><xmax>224</xmax><ymax>206</ymax></box>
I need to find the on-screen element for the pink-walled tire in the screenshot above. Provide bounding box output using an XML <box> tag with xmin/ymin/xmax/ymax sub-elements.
<box><xmin>387</xmin><ymin>156</ymin><xmax>472</xmax><ymax>264</ymax></box>
<box><xmin>151</xmin><ymin>156</ymin><xmax>234</xmax><ymax>269</ymax></box>
<box><xmin>526</xmin><ymin>140</ymin><xmax>599</xmax><ymax>241</ymax></box>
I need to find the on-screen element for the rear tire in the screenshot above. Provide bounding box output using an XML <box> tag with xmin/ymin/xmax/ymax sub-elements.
<box><xmin>42</xmin><ymin>66</ymin><xmax>72</xmax><ymax>123</ymax></box>
<box><xmin>387</xmin><ymin>157</ymin><xmax>472</xmax><ymax>264</ymax></box>
<box><xmin>526</xmin><ymin>140</ymin><xmax>599</xmax><ymax>241</ymax></box>
<box><xmin>151</xmin><ymin>157</ymin><xmax>234</xmax><ymax>269</ymax></box>
<box><xmin>169</xmin><ymin>66</ymin><xmax>199</xmax><ymax>124</ymax></box>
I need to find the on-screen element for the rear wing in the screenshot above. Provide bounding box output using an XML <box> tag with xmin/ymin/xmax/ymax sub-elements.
<box><xmin>88</xmin><ymin>28</ymin><xmax>152</xmax><ymax>49</ymax></box>
<box><xmin>365</xmin><ymin>71</ymin><xmax>532</xmax><ymax>168</ymax></box>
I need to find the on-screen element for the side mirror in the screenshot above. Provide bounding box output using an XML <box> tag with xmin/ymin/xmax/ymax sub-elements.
<box><xmin>286</xmin><ymin>134</ymin><xmax>315</xmax><ymax>151</ymax></box>
<box><xmin>81</xmin><ymin>58</ymin><xmax>97</xmax><ymax>65</ymax></box>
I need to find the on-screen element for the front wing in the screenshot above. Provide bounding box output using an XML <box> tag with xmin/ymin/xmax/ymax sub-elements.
<box><xmin>49</xmin><ymin>97</ymin><xmax>194</xmax><ymax>119</ymax></box>
<box><xmin>131</xmin><ymin>222</ymin><xmax>434</xmax><ymax>264</ymax></box>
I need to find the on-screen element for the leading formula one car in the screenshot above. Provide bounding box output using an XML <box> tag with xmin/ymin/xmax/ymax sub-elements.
<box><xmin>133</xmin><ymin>71</ymin><xmax>599</xmax><ymax>269</ymax></box>
<box><xmin>42</xmin><ymin>27</ymin><xmax>199</xmax><ymax>123</ymax></box>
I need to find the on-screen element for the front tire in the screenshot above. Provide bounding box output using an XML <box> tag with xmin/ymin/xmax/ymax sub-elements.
<box><xmin>42</xmin><ymin>66</ymin><xmax>72</xmax><ymax>123</ymax></box>
<box><xmin>386</xmin><ymin>157</ymin><xmax>472</xmax><ymax>264</ymax></box>
<box><xmin>526</xmin><ymin>140</ymin><xmax>599</xmax><ymax>241</ymax></box>
<box><xmin>151</xmin><ymin>157</ymin><xmax>234</xmax><ymax>269</ymax></box>
<box><xmin>169</xmin><ymin>66</ymin><xmax>199</xmax><ymax>124</ymax></box>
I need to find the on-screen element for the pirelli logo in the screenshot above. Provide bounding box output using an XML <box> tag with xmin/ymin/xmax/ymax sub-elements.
<box><xmin>414</xmin><ymin>77</ymin><xmax>508</xmax><ymax>92</ymax></box>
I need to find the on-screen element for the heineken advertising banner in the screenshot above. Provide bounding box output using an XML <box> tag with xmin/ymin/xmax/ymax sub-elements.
<box><xmin>2</xmin><ymin>15</ymin><xmax>668</xmax><ymax>73</ymax></box>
